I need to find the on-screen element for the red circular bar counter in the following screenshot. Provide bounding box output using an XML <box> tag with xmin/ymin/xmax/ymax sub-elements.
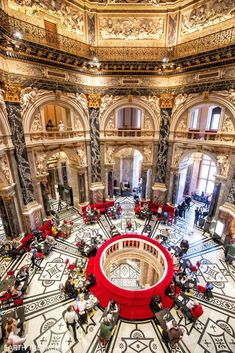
<box><xmin>86</xmin><ymin>234</ymin><xmax>174</xmax><ymax>320</ymax></box>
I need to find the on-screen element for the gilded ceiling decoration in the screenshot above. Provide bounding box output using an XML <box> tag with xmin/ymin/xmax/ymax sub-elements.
<box><xmin>181</xmin><ymin>0</ymin><xmax>235</xmax><ymax>35</ymax></box>
<box><xmin>11</xmin><ymin>0</ymin><xmax>84</xmax><ymax>35</ymax></box>
<box><xmin>99</xmin><ymin>17</ymin><xmax>164</xmax><ymax>40</ymax></box>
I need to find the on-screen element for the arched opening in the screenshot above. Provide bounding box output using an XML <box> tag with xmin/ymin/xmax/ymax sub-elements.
<box><xmin>113</xmin><ymin>148</ymin><xmax>143</xmax><ymax>197</ymax></box>
<box><xmin>45</xmin><ymin>152</ymin><xmax>74</xmax><ymax>212</ymax></box>
<box><xmin>188</xmin><ymin>103</ymin><xmax>222</xmax><ymax>134</ymax></box>
<box><xmin>177</xmin><ymin>152</ymin><xmax>217</xmax><ymax>205</ymax></box>
<box><xmin>43</xmin><ymin>104</ymin><xmax>71</xmax><ymax>131</ymax></box>
<box><xmin>116</xmin><ymin>107</ymin><xmax>142</xmax><ymax>130</ymax></box>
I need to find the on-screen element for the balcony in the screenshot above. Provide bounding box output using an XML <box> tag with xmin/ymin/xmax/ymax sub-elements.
<box><xmin>104</xmin><ymin>129</ymin><xmax>155</xmax><ymax>138</ymax></box>
<box><xmin>172</xmin><ymin>130</ymin><xmax>235</xmax><ymax>144</ymax></box>
<box><xmin>26</xmin><ymin>129</ymin><xmax>86</xmax><ymax>143</ymax></box>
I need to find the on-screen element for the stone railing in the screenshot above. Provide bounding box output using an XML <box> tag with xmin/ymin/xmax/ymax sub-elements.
<box><xmin>27</xmin><ymin>130</ymin><xmax>85</xmax><ymax>142</ymax></box>
<box><xmin>0</xmin><ymin>9</ymin><xmax>234</xmax><ymax>62</ymax></box>
<box><xmin>104</xmin><ymin>129</ymin><xmax>155</xmax><ymax>138</ymax></box>
<box><xmin>173</xmin><ymin>130</ymin><xmax>235</xmax><ymax>143</ymax></box>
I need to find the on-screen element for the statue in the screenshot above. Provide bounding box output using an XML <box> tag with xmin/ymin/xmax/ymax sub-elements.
<box><xmin>0</xmin><ymin>89</ymin><xmax>7</xmax><ymax>115</ymax></box>
<box><xmin>144</xmin><ymin>117</ymin><xmax>152</xmax><ymax>130</ymax></box>
<box><xmin>141</xmin><ymin>95</ymin><xmax>160</xmax><ymax>115</ymax></box>
<box><xmin>172</xmin><ymin>93</ymin><xmax>188</xmax><ymax>114</ymax></box>
<box><xmin>77</xmin><ymin>147</ymin><xmax>86</xmax><ymax>166</ymax></box>
<box><xmin>31</xmin><ymin>112</ymin><xmax>43</xmax><ymax>132</ymax></box>
<box><xmin>143</xmin><ymin>146</ymin><xmax>152</xmax><ymax>163</ymax></box>
<box><xmin>75</xmin><ymin>93</ymin><xmax>88</xmax><ymax>116</ymax></box>
<box><xmin>0</xmin><ymin>155</ymin><xmax>11</xmax><ymax>184</ymax></box>
<box><xmin>106</xmin><ymin>146</ymin><xmax>115</xmax><ymax>164</ymax></box>
<box><xmin>217</xmin><ymin>154</ymin><xmax>229</xmax><ymax>176</ymax></box>
<box><xmin>100</xmin><ymin>95</ymin><xmax>114</xmax><ymax>116</ymax></box>
<box><xmin>172</xmin><ymin>147</ymin><xmax>184</xmax><ymax>168</ymax></box>
<box><xmin>35</xmin><ymin>152</ymin><xmax>47</xmax><ymax>175</ymax></box>
<box><xmin>221</xmin><ymin>114</ymin><xmax>234</xmax><ymax>132</ymax></box>
<box><xmin>20</xmin><ymin>87</ymin><xmax>46</xmax><ymax>115</ymax></box>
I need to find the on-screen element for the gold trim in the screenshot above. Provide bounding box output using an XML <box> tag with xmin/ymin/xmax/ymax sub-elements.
<box><xmin>160</xmin><ymin>93</ymin><xmax>174</xmax><ymax>108</ymax></box>
<box><xmin>88</xmin><ymin>94</ymin><xmax>101</xmax><ymax>108</ymax></box>
<box><xmin>3</xmin><ymin>83</ymin><xmax>21</xmax><ymax>103</ymax></box>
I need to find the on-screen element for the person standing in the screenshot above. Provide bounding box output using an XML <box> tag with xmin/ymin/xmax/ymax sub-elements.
<box><xmin>30</xmin><ymin>246</ymin><xmax>41</xmax><ymax>270</ymax></box>
<box><xmin>64</xmin><ymin>305</ymin><xmax>78</xmax><ymax>342</ymax></box>
<box><xmin>58</xmin><ymin>120</ymin><xmax>65</xmax><ymax>135</ymax></box>
<box><xmin>225</xmin><ymin>239</ymin><xmax>235</xmax><ymax>264</ymax></box>
<box><xmin>194</xmin><ymin>207</ymin><xmax>200</xmax><ymax>226</ymax></box>
<box><xmin>57</xmin><ymin>196</ymin><xmax>62</xmax><ymax>212</ymax></box>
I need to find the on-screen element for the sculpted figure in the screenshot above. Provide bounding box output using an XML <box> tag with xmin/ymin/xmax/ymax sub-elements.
<box><xmin>0</xmin><ymin>156</ymin><xmax>11</xmax><ymax>184</ymax></box>
<box><xmin>172</xmin><ymin>147</ymin><xmax>184</xmax><ymax>168</ymax></box>
<box><xmin>221</xmin><ymin>114</ymin><xmax>234</xmax><ymax>132</ymax></box>
<box><xmin>31</xmin><ymin>112</ymin><xmax>43</xmax><ymax>132</ymax></box>
<box><xmin>36</xmin><ymin>153</ymin><xmax>47</xmax><ymax>175</ymax></box>
<box><xmin>0</xmin><ymin>89</ymin><xmax>7</xmax><ymax>115</ymax></box>
<box><xmin>75</xmin><ymin>93</ymin><xmax>88</xmax><ymax>115</ymax></box>
<box><xmin>217</xmin><ymin>154</ymin><xmax>229</xmax><ymax>176</ymax></box>
<box><xmin>106</xmin><ymin>146</ymin><xmax>115</xmax><ymax>164</ymax></box>
<box><xmin>143</xmin><ymin>146</ymin><xmax>152</xmax><ymax>163</ymax></box>
<box><xmin>100</xmin><ymin>95</ymin><xmax>114</xmax><ymax>116</ymax></box>
<box><xmin>77</xmin><ymin>147</ymin><xmax>86</xmax><ymax>166</ymax></box>
<box><xmin>173</xmin><ymin>94</ymin><xmax>188</xmax><ymax>114</ymax></box>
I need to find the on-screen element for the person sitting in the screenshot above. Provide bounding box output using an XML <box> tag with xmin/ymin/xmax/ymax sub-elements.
<box><xmin>86</xmin><ymin>244</ymin><xmax>97</xmax><ymax>257</ymax></box>
<box><xmin>149</xmin><ymin>295</ymin><xmax>163</xmax><ymax>313</ymax></box>
<box><xmin>10</xmin><ymin>280</ymin><xmax>23</xmax><ymax>298</ymax></box>
<box><xmin>107</xmin><ymin>299</ymin><xmax>119</xmax><ymax>315</ymax></box>
<box><xmin>77</xmin><ymin>239</ymin><xmax>86</xmax><ymax>256</ymax></box>
<box><xmin>183</xmin><ymin>300</ymin><xmax>203</xmax><ymax>322</ymax></box>
<box><xmin>5</xmin><ymin>318</ymin><xmax>21</xmax><ymax>339</ymax></box>
<box><xmin>16</xmin><ymin>266</ymin><xmax>29</xmax><ymax>282</ymax></box>
<box><xmin>64</xmin><ymin>276</ymin><xmax>77</xmax><ymax>298</ymax></box>
<box><xmin>99</xmin><ymin>315</ymin><xmax>113</xmax><ymax>343</ymax></box>
<box><xmin>165</xmin><ymin>281</ymin><xmax>177</xmax><ymax>299</ymax></box>
<box><xmin>86</xmin><ymin>273</ymin><xmax>96</xmax><ymax>287</ymax></box>
<box><xmin>11</xmin><ymin>239</ymin><xmax>22</xmax><ymax>259</ymax></box>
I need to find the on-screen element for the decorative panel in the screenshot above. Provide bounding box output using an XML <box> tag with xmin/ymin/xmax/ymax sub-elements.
<box><xmin>89</xmin><ymin>108</ymin><xmax>101</xmax><ymax>183</ymax></box>
<box><xmin>99</xmin><ymin>16</ymin><xmax>164</xmax><ymax>41</ymax></box>
<box><xmin>227</xmin><ymin>169</ymin><xmax>235</xmax><ymax>205</ymax></box>
<box><xmin>6</xmin><ymin>102</ymin><xmax>34</xmax><ymax>205</ymax></box>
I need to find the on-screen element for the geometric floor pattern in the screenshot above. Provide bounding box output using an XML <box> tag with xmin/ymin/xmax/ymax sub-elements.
<box><xmin>0</xmin><ymin>196</ymin><xmax>235</xmax><ymax>353</ymax></box>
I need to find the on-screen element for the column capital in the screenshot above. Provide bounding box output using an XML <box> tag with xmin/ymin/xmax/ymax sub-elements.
<box><xmin>88</xmin><ymin>94</ymin><xmax>101</xmax><ymax>108</ymax></box>
<box><xmin>4</xmin><ymin>83</ymin><xmax>21</xmax><ymax>103</ymax></box>
<box><xmin>160</xmin><ymin>93</ymin><xmax>174</xmax><ymax>109</ymax></box>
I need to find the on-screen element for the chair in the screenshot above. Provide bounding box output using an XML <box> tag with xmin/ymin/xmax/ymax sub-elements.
<box><xmin>0</xmin><ymin>292</ymin><xmax>12</xmax><ymax>308</ymax></box>
<box><xmin>7</xmin><ymin>270</ymin><xmax>15</xmax><ymax>278</ymax></box>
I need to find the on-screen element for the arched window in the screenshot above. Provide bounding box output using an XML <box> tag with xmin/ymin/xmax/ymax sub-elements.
<box><xmin>206</xmin><ymin>106</ymin><xmax>221</xmax><ymax>131</ymax></box>
<box><xmin>117</xmin><ymin>108</ymin><xmax>142</xmax><ymax>130</ymax></box>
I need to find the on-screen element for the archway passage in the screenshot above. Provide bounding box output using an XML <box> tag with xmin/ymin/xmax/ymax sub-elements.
<box><xmin>86</xmin><ymin>234</ymin><xmax>174</xmax><ymax>320</ymax></box>
<box><xmin>113</xmin><ymin>148</ymin><xmax>143</xmax><ymax>197</ymax></box>
<box><xmin>177</xmin><ymin>152</ymin><xmax>217</xmax><ymax>205</ymax></box>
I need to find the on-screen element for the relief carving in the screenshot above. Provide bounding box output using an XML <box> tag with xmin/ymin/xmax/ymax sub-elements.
<box><xmin>74</xmin><ymin>115</ymin><xmax>83</xmax><ymax>130</ymax></box>
<box><xmin>99</xmin><ymin>17</ymin><xmax>164</xmax><ymax>40</ymax></box>
<box><xmin>181</xmin><ymin>0</ymin><xmax>235</xmax><ymax>35</ymax></box>
<box><xmin>213</xmin><ymin>89</ymin><xmax>235</xmax><ymax>106</ymax></box>
<box><xmin>0</xmin><ymin>89</ymin><xmax>7</xmax><ymax>116</ymax></box>
<box><xmin>77</xmin><ymin>146</ymin><xmax>87</xmax><ymax>167</ymax></box>
<box><xmin>0</xmin><ymin>155</ymin><xmax>12</xmax><ymax>185</ymax></box>
<box><xmin>31</xmin><ymin>112</ymin><xmax>43</xmax><ymax>132</ymax></box>
<box><xmin>217</xmin><ymin>154</ymin><xmax>229</xmax><ymax>177</ymax></box>
<box><xmin>143</xmin><ymin>145</ymin><xmax>152</xmax><ymax>164</ymax></box>
<box><xmin>172</xmin><ymin>93</ymin><xmax>188</xmax><ymax>115</ymax></box>
<box><xmin>177</xmin><ymin>115</ymin><xmax>188</xmax><ymax>131</ymax></box>
<box><xmin>20</xmin><ymin>87</ymin><xmax>48</xmax><ymax>116</ymax></box>
<box><xmin>144</xmin><ymin>116</ymin><xmax>153</xmax><ymax>130</ymax></box>
<box><xmin>141</xmin><ymin>96</ymin><xmax>160</xmax><ymax>117</ymax></box>
<box><xmin>106</xmin><ymin>146</ymin><xmax>115</xmax><ymax>164</ymax></box>
<box><xmin>35</xmin><ymin>152</ymin><xmax>47</xmax><ymax>176</ymax></box>
<box><xmin>172</xmin><ymin>146</ymin><xmax>184</xmax><ymax>169</ymax></box>
<box><xmin>100</xmin><ymin>95</ymin><xmax>120</xmax><ymax>117</ymax></box>
<box><xmin>13</xmin><ymin>0</ymin><xmax>84</xmax><ymax>35</ymax></box>
<box><xmin>221</xmin><ymin>114</ymin><xmax>235</xmax><ymax>133</ymax></box>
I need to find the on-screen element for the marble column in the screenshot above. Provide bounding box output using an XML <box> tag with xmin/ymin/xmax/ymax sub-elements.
<box><xmin>152</xmin><ymin>94</ymin><xmax>174</xmax><ymax>203</ymax></box>
<box><xmin>141</xmin><ymin>169</ymin><xmax>148</xmax><ymax>200</ymax></box>
<box><xmin>0</xmin><ymin>186</ymin><xmax>20</xmax><ymax>238</ymax></box>
<box><xmin>171</xmin><ymin>170</ymin><xmax>180</xmax><ymax>205</ymax></box>
<box><xmin>227</xmin><ymin>167</ymin><xmax>235</xmax><ymax>205</ymax></box>
<box><xmin>4</xmin><ymin>84</ymin><xmax>42</xmax><ymax>230</ymax></box>
<box><xmin>107</xmin><ymin>170</ymin><xmax>114</xmax><ymax>199</ymax></box>
<box><xmin>88</xmin><ymin>94</ymin><xmax>104</xmax><ymax>203</ymax></box>
<box><xmin>208</xmin><ymin>181</ymin><xmax>222</xmax><ymax>219</ymax></box>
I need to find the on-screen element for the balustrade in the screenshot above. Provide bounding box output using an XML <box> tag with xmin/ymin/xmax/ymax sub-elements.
<box><xmin>173</xmin><ymin>130</ymin><xmax>235</xmax><ymax>143</ymax></box>
<box><xmin>104</xmin><ymin>129</ymin><xmax>154</xmax><ymax>138</ymax></box>
<box><xmin>28</xmin><ymin>130</ymin><xmax>85</xmax><ymax>142</ymax></box>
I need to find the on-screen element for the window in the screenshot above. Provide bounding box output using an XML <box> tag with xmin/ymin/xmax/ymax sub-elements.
<box><xmin>207</xmin><ymin>106</ymin><xmax>221</xmax><ymax>130</ymax></box>
<box><xmin>189</xmin><ymin>108</ymin><xmax>199</xmax><ymax>129</ymax></box>
<box><xmin>117</xmin><ymin>108</ymin><xmax>141</xmax><ymax>129</ymax></box>
<box><xmin>198</xmin><ymin>155</ymin><xmax>216</xmax><ymax>194</ymax></box>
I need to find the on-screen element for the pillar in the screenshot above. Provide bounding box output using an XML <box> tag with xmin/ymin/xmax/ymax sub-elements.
<box><xmin>208</xmin><ymin>180</ymin><xmax>222</xmax><ymax>219</ymax></box>
<box><xmin>0</xmin><ymin>186</ymin><xmax>21</xmax><ymax>238</ymax></box>
<box><xmin>171</xmin><ymin>169</ymin><xmax>180</xmax><ymax>205</ymax></box>
<box><xmin>141</xmin><ymin>169</ymin><xmax>148</xmax><ymax>200</ymax></box>
<box><xmin>152</xmin><ymin>94</ymin><xmax>173</xmax><ymax>203</ymax></box>
<box><xmin>4</xmin><ymin>83</ymin><xmax>42</xmax><ymax>231</ymax></box>
<box><xmin>87</xmin><ymin>94</ymin><xmax>105</xmax><ymax>203</ymax></box>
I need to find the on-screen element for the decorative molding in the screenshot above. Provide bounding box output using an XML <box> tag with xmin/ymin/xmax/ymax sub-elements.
<box><xmin>99</xmin><ymin>16</ymin><xmax>164</xmax><ymax>40</ymax></box>
<box><xmin>160</xmin><ymin>93</ymin><xmax>174</xmax><ymax>109</ymax></box>
<box><xmin>4</xmin><ymin>83</ymin><xmax>21</xmax><ymax>103</ymax></box>
<box><xmin>88</xmin><ymin>94</ymin><xmax>101</xmax><ymax>108</ymax></box>
<box><xmin>0</xmin><ymin>154</ymin><xmax>13</xmax><ymax>185</ymax></box>
<box><xmin>20</xmin><ymin>87</ymin><xmax>49</xmax><ymax>116</ymax></box>
<box><xmin>217</xmin><ymin>154</ymin><xmax>229</xmax><ymax>177</ymax></box>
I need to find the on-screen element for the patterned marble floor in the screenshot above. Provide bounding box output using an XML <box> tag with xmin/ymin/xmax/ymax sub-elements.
<box><xmin>0</xmin><ymin>197</ymin><xmax>235</xmax><ymax>353</ymax></box>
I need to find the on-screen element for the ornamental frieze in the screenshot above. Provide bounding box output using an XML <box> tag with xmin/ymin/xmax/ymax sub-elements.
<box><xmin>11</xmin><ymin>0</ymin><xmax>84</xmax><ymax>35</ymax></box>
<box><xmin>99</xmin><ymin>16</ymin><xmax>164</xmax><ymax>40</ymax></box>
<box><xmin>181</xmin><ymin>0</ymin><xmax>235</xmax><ymax>35</ymax></box>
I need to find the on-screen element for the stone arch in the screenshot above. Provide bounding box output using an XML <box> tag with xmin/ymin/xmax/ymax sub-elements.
<box><xmin>113</xmin><ymin>144</ymin><xmax>144</xmax><ymax>159</ymax></box>
<box><xmin>100</xmin><ymin>97</ymin><xmax>159</xmax><ymax>132</ymax></box>
<box><xmin>170</xmin><ymin>94</ymin><xmax>235</xmax><ymax>133</ymax></box>
<box><xmin>23</xmin><ymin>93</ymin><xmax>89</xmax><ymax>133</ymax></box>
<box><xmin>177</xmin><ymin>149</ymin><xmax>218</xmax><ymax>170</ymax></box>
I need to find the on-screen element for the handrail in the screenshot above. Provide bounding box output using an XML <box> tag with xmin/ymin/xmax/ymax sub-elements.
<box><xmin>0</xmin><ymin>9</ymin><xmax>234</xmax><ymax>61</ymax></box>
<box><xmin>0</xmin><ymin>9</ymin><xmax>90</xmax><ymax>59</ymax></box>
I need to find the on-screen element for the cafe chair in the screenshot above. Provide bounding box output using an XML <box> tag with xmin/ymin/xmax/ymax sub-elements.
<box><xmin>65</xmin><ymin>258</ymin><xmax>75</xmax><ymax>272</ymax></box>
<box><xmin>7</xmin><ymin>270</ymin><xmax>15</xmax><ymax>278</ymax></box>
<box><xmin>0</xmin><ymin>292</ymin><xmax>12</xmax><ymax>308</ymax></box>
